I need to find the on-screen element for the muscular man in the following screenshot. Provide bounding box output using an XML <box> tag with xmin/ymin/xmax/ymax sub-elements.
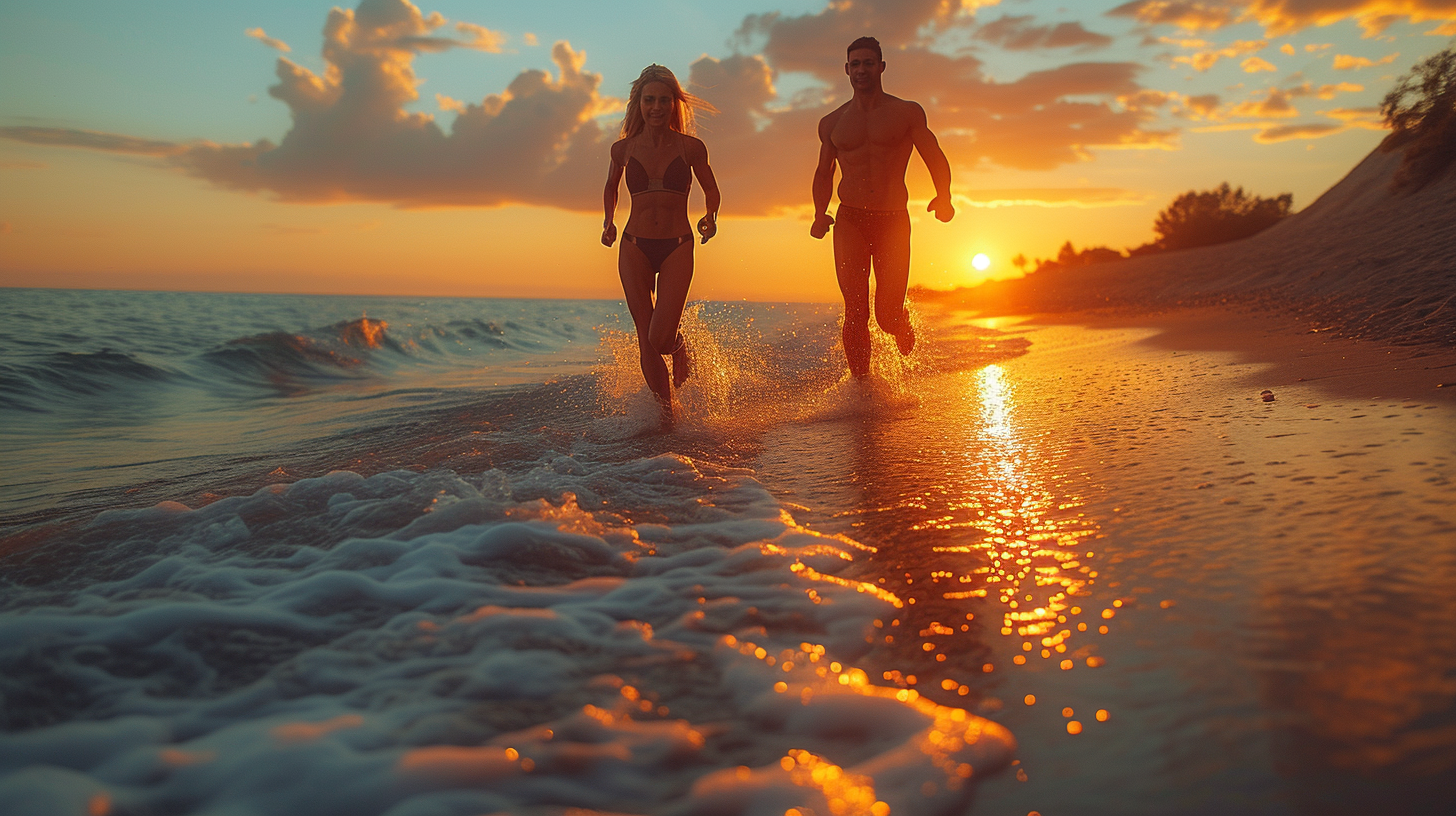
<box><xmin>811</xmin><ymin>36</ymin><xmax>954</xmax><ymax>379</ymax></box>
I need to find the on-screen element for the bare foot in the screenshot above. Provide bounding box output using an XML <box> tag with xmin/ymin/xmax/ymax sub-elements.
<box><xmin>894</xmin><ymin>319</ymin><xmax>915</xmax><ymax>355</ymax></box>
<box><xmin>671</xmin><ymin>333</ymin><xmax>691</xmax><ymax>388</ymax></box>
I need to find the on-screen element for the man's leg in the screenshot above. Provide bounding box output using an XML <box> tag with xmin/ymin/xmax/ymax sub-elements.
<box><xmin>871</xmin><ymin>210</ymin><xmax>914</xmax><ymax>355</ymax></box>
<box><xmin>833</xmin><ymin>213</ymin><xmax>873</xmax><ymax>378</ymax></box>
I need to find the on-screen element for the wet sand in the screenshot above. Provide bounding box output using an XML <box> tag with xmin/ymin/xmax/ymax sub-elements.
<box><xmin>755</xmin><ymin>303</ymin><xmax>1456</xmax><ymax>814</ymax></box>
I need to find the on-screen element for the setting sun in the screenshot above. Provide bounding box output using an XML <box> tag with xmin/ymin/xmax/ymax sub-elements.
<box><xmin>972</xmin><ymin>253</ymin><xmax>991</xmax><ymax>272</ymax></box>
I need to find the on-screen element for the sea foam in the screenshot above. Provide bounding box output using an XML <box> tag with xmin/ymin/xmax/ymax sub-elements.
<box><xmin>0</xmin><ymin>452</ymin><xmax>1013</xmax><ymax>815</ymax></box>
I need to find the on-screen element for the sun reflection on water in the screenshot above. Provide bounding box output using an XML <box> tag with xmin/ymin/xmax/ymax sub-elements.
<box><xmin>942</xmin><ymin>364</ymin><xmax>1103</xmax><ymax>672</ymax></box>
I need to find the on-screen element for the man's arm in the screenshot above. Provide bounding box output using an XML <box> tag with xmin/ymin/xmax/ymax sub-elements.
<box><xmin>810</xmin><ymin>113</ymin><xmax>838</xmax><ymax>239</ymax></box>
<box><xmin>909</xmin><ymin>103</ymin><xmax>954</xmax><ymax>223</ymax></box>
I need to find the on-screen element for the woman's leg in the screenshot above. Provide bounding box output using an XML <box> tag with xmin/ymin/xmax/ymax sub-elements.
<box><xmin>619</xmin><ymin>242</ymin><xmax>673</xmax><ymax>414</ymax></box>
<box><xmin>651</xmin><ymin>240</ymin><xmax>694</xmax><ymax>388</ymax></box>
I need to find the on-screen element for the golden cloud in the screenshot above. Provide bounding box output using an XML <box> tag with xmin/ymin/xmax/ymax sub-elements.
<box><xmin>1332</xmin><ymin>52</ymin><xmax>1399</xmax><ymax>69</ymax></box>
<box><xmin>435</xmin><ymin>93</ymin><xmax>467</xmax><ymax>114</ymax></box>
<box><xmin>1245</xmin><ymin>0</ymin><xmax>1456</xmax><ymax>36</ymax></box>
<box><xmin>0</xmin><ymin>0</ymin><xmax>1176</xmax><ymax>215</ymax></box>
<box><xmin>975</xmin><ymin>15</ymin><xmax>1114</xmax><ymax>50</ymax></box>
<box><xmin>1231</xmin><ymin>87</ymin><xmax>1300</xmax><ymax>117</ymax></box>
<box><xmin>1315</xmin><ymin>81</ymin><xmax>1364</xmax><ymax>98</ymax></box>
<box><xmin>245</xmin><ymin>27</ymin><xmax>291</xmax><ymax>53</ymax></box>
<box><xmin>1109</xmin><ymin>1</ymin><xmax>1240</xmax><ymax>31</ymax></box>
<box><xmin>720</xmin><ymin>0</ymin><xmax>1170</xmax><ymax>181</ymax></box>
<box><xmin>1171</xmin><ymin>39</ymin><xmax>1267</xmax><ymax>71</ymax></box>
<box><xmin>454</xmin><ymin>22</ymin><xmax>506</xmax><ymax>52</ymax></box>
<box><xmin>1111</xmin><ymin>1</ymin><xmax>1456</xmax><ymax>37</ymax></box>
<box><xmin>1242</xmin><ymin>56</ymin><xmax>1277</xmax><ymax>71</ymax></box>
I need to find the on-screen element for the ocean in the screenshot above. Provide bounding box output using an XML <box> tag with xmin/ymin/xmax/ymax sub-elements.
<box><xmin>2</xmin><ymin>288</ymin><xmax>1454</xmax><ymax>815</ymax></box>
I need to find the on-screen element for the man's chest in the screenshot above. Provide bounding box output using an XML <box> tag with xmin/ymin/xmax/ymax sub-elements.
<box><xmin>831</xmin><ymin>109</ymin><xmax>908</xmax><ymax>154</ymax></box>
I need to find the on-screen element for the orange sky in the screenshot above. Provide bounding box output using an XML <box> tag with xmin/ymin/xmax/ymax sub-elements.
<box><xmin>3</xmin><ymin>0</ymin><xmax>1450</xmax><ymax>300</ymax></box>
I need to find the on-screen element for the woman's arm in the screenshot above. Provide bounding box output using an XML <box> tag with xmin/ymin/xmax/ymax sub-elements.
<box><xmin>602</xmin><ymin>141</ymin><xmax>626</xmax><ymax>247</ymax></box>
<box><xmin>690</xmin><ymin>137</ymin><xmax>721</xmax><ymax>244</ymax></box>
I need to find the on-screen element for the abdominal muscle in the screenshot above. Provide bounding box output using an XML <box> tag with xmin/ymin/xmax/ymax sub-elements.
<box><xmin>835</xmin><ymin>153</ymin><xmax>912</xmax><ymax>211</ymax></box>
<box><xmin>626</xmin><ymin>193</ymin><xmax>692</xmax><ymax>239</ymax></box>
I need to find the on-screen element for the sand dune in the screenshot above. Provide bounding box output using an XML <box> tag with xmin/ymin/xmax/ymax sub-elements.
<box><xmin>954</xmin><ymin>143</ymin><xmax>1456</xmax><ymax>346</ymax></box>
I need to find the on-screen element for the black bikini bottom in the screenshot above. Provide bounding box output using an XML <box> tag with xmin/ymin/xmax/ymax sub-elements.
<box><xmin>624</xmin><ymin>233</ymin><xmax>693</xmax><ymax>273</ymax></box>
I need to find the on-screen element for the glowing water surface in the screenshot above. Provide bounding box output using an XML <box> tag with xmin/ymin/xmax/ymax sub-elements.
<box><xmin>757</xmin><ymin>314</ymin><xmax>1456</xmax><ymax>815</ymax></box>
<box><xmin>4</xmin><ymin>291</ymin><xmax>1454</xmax><ymax>815</ymax></box>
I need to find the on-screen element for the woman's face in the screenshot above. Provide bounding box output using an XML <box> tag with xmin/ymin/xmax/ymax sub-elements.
<box><xmin>640</xmin><ymin>81</ymin><xmax>674</xmax><ymax>128</ymax></box>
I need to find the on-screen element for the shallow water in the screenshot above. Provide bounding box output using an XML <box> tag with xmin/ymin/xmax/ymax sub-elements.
<box><xmin>761</xmin><ymin>316</ymin><xmax>1456</xmax><ymax>815</ymax></box>
<box><xmin>2</xmin><ymin>289</ymin><xmax>1454</xmax><ymax>815</ymax></box>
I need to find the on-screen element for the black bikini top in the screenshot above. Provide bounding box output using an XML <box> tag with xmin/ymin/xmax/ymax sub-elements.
<box><xmin>625</xmin><ymin>138</ymin><xmax>691</xmax><ymax>197</ymax></box>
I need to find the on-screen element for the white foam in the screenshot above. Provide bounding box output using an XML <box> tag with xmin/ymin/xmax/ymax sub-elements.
<box><xmin>2</xmin><ymin>453</ymin><xmax>1011</xmax><ymax>816</ymax></box>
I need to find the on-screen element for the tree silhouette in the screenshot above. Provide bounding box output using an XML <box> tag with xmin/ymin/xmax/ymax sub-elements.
<box><xmin>1381</xmin><ymin>47</ymin><xmax>1456</xmax><ymax>192</ymax></box>
<box><xmin>1152</xmin><ymin>183</ymin><xmax>1292</xmax><ymax>251</ymax></box>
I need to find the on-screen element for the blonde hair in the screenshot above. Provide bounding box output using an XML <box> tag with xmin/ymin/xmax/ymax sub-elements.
<box><xmin>619</xmin><ymin>64</ymin><xmax>716</xmax><ymax>140</ymax></box>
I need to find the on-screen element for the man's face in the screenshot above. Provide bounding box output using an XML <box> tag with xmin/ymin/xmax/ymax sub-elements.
<box><xmin>845</xmin><ymin>48</ymin><xmax>883</xmax><ymax>90</ymax></box>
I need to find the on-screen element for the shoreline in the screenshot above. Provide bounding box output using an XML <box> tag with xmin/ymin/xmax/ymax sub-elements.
<box><xmin>966</xmin><ymin>303</ymin><xmax>1456</xmax><ymax>404</ymax></box>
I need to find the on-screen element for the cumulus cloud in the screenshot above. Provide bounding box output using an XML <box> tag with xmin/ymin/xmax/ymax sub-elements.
<box><xmin>720</xmin><ymin>0</ymin><xmax>1169</xmax><ymax>186</ymax></box>
<box><xmin>1231</xmin><ymin>87</ymin><xmax>1300</xmax><ymax>117</ymax></box>
<box><xmin>1171</xmin><ymin>39</ymin><xmax>1267</xmax><ymax>71</ymax></box>
<box><xmin>0</xmin><ymin>0</ymin><xmax>1174</xmax><ymax>215</ymax></box>
<box><xmin>245</xmin><ymin>27</ymin><xmax>291</xmax><ymax>53</ymax></box>
<box><xmin>454</xmin><ymin>21</ymin><xmax>506</xmax><ymax>52</ymax></box>
<box><xmin>1242</xmin><ymin>56</ymin><xmax>1277</xmax><ymax>71</ymax></box>
<box><xmin>1292</xmin><ymin>80</ymin><xmax>1364</xmax><ymax>98</ymax></box>
<box><xmin>189</xmin><ymin>2</ymin><xmax>612</xmax><ymax>209</ymax></box>
<box><xmin>1110</xmin><ymin>1</ymin><xmax>1456</xmax><ymax>37</ymax></box>
<box><xmin>1108</xmin><ymin>1</ymin><xmax>1240</xmax><ymax>31</ymax></box>
<box><xmin>1245</xmin><ymin>0</ymin><xmax>1456</xmax><ymax>36</ymax></box>
<box><xmin>1332</xmin><ymin>52</ymin><xmax>1399</xmax><ymax>69</ymax></box>
<box><xmin>1280</xmin><ymin>42</ymin><xmax>1295</xmax><ymax>54</ymax></box>
<box><xmin>974</xmin><ymin>15</ymin><xmax>1114</xmax><ymax>50</ymax></box>
<box><xmin>0</xmin><ymin>2</ymin><xmax>616</xmax><ymax>210</ymax></box>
